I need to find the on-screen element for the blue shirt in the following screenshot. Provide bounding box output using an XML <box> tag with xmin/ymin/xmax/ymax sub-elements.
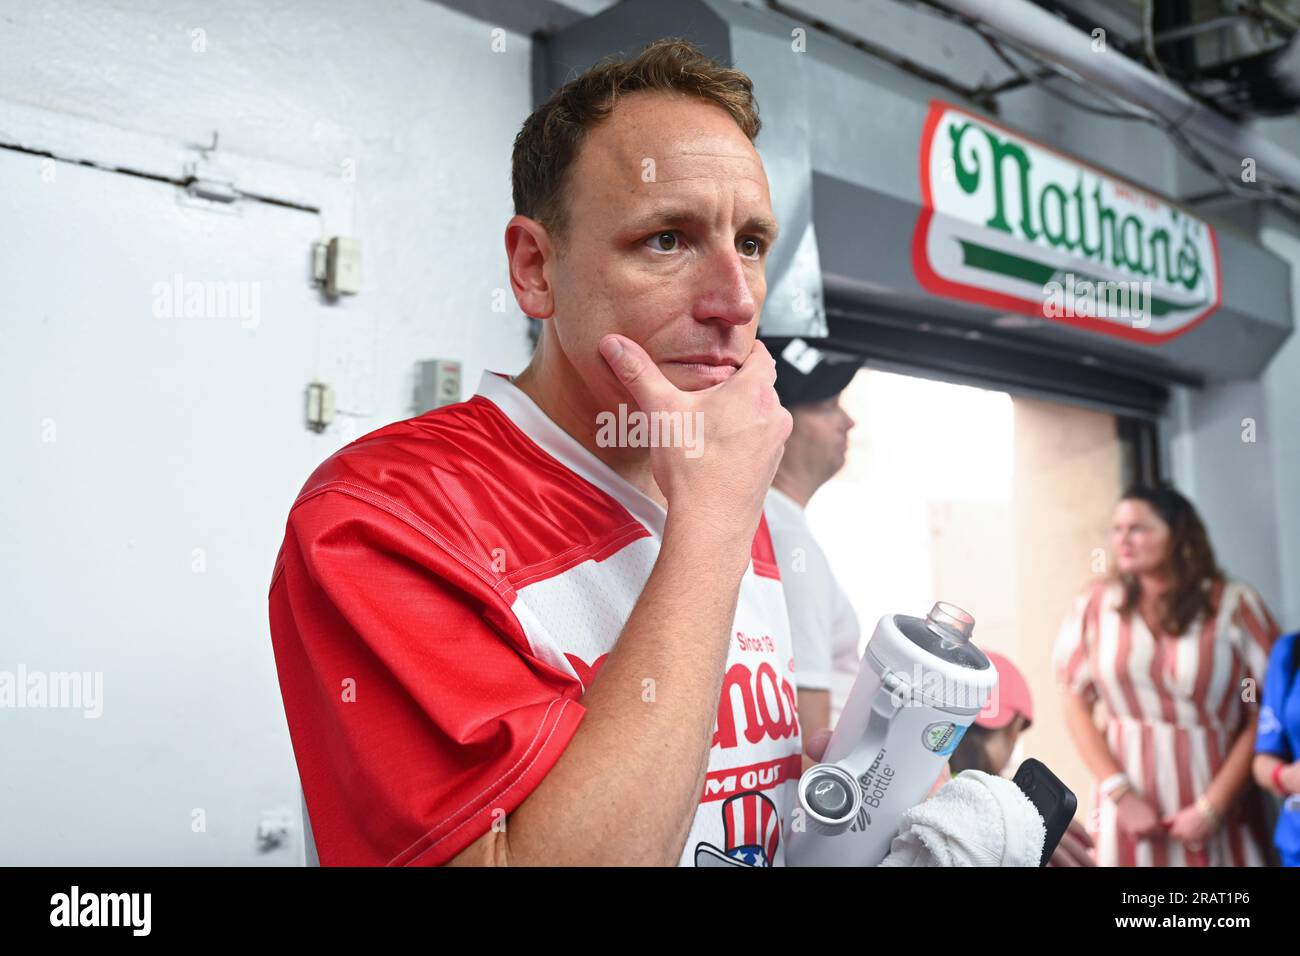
<box><xmin>1256</xmin><ymin>631</ymin><xmax>1300</xmax><ymax>857</ymax></box>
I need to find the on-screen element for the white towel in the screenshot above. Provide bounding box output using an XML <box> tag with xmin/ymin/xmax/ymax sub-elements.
<box><xmin>876</xmin><ymin>770</ymin><xmax>1045</xmax><ymax>867</ymax></box>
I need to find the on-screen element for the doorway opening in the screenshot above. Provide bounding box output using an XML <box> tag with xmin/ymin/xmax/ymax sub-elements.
<box><xmin>805</xmin><ymin>365</ymin><xmax>1149</xmax><ymax>824</ymax></box>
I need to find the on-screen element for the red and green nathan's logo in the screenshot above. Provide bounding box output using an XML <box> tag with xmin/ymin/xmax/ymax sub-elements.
<box><xmin>912</xmin><ymin>100</ymin><xmax>1221</xmax><ymax>343</ymax></box>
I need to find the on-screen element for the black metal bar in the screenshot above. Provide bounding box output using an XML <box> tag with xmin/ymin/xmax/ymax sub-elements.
<box><xmin>823</xmin><ymin>300</ymin><xmax>1177</xmax><ymax>418</ymax></box>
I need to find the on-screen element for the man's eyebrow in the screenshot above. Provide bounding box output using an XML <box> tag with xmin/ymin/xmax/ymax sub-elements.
<box><xmin>624</xmin><ymin>207</ymin><xmax>780</xmax><ymax>243</ymax></box>
<box><xmin>744</xmin><ymin>215</ymin><xmax>780</xmax><ymax>244</ymax></box>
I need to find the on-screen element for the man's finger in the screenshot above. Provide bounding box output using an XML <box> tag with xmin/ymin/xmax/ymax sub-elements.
<box><xmin>599</xmin><ymin>334</ymin><xmax>674</xmax><ymax>409</ymax></box>
<box><xmin>731</xmin><ymin>337</ymin><xmax>778</xmax><ymax>387</ymax></box>
<box><xmin>1066</xmin><ymin>818</ymin><xmax>1095</xmax><ymax>848</ymax></box>
<box><xmin>1051</xmin><ymin>846</ymin><xmax>1087</xmax><ymax>867</ymax></box>
<box><xmin>1054</xmin><ymin>829</ymin><xmax>1095</xmax><ymax>867</ymax></box>
<box><xmin>803</xmin><ymin>727</ymin><xmax>834</xmax><ymax>763</ymax></box>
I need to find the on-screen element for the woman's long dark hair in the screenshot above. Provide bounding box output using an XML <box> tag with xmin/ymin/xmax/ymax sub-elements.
<box><xmin>1115</xmin><ymin>484</ymin><xmax>1223</xmax><ymax>635</ymax></box>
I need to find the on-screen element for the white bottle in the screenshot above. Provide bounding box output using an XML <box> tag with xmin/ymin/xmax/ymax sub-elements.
<box><xmin>786</xmin><ymin>602</ymin><xmax>998</xmax><ymax>867</ymax></box>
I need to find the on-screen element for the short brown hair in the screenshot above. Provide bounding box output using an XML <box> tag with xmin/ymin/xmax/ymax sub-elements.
<box><xmin>511</xmin><ymin>37</ymin><xmax>762</xmax><ymax>245</ymax></box>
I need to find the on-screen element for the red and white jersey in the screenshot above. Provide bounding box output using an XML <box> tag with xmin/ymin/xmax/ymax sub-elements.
<box><xmin>268</xmin><ymin>370</ymin><xmax>802</xmax><ymax>866</ymax></box>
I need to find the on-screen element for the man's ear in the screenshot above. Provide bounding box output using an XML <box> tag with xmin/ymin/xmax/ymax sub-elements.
<box><xmin>505</xmin><ymin>215</ymin><xmax>555</xmax><ymax>319</ymax></box>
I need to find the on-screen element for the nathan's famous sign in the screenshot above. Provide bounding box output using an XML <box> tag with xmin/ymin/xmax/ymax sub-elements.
<box><xmin>913</xmin><ymin>100</ymin><xmax>1221</xmax><ymax>343</ymax></box>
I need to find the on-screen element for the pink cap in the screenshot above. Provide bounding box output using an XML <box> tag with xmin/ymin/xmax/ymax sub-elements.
<box><xmin>975</xmin><ymin>650</ymin><xmax>1034</xmax><ymax>730</ymax></box>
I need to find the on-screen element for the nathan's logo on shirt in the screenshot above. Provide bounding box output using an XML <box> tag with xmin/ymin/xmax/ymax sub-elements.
<box><xmin>703</xmin><ymin>661</ymin><xmax>802</xmax><ymax>803</ymax></box>
<box><xmin>702</xmin><ymin>755</ymin><xmax>803</xmax><ymax>803</ymax></box>
<box><xmin>734</xmin><ymin>630</ymin><xmax>776</xmax><ymax>653</ymax></box>
<box><xmin>695</xmin><ymin>791</ymin><xmax>783</xmax><ymax>866</ymax></box>
<box><xmin>913</xmin><ymin>99</ymin><xmax>1220</xmax><ymax>342</ymax></box>
<box><xmin>712</xmin><ymin>661</ymin><xmax>799</xmax><ymax>751</ymax></box>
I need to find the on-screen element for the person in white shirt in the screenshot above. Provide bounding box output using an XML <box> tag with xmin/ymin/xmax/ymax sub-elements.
<box><xmin>761</xmin><ymin>339</ymin><xmax>862</xmax><ymax>745</ymax></box>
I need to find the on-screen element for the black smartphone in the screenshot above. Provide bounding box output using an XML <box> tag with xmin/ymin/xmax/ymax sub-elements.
<box><xmin>1011</xmin><ymin>758</ymin><xmax>1078</xmax><ymax>867</ymax></box>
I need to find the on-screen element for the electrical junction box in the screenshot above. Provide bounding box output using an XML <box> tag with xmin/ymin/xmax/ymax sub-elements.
<box><xmin>305</xmin><ymin>381</ymin><xmax>336</xmax><ymax>432</ymax></box>
<box><xmin>312</xmin><ymin>237</ymin><xmax>361</xmax><ymax>297</ymax></box>
<box><xmin>416</xmin><ymin>359</ymin><xmax>462</xmax><ymax>411</ymax></box>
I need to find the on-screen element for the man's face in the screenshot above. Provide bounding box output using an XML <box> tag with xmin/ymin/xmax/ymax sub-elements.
<box><xmin>788</xmin><ymin>395</ymin><xmax>855</xmax><ymax>481</ymax></box>
<box><xmin>545</xmin><ymin>91</ymin><xmax>777</xmax><ymax>407</ymax></box>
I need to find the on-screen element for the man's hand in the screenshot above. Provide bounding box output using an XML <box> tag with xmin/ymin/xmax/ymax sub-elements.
<box><xmin>599</xmin><ymin>334</ymin><xmax>791</xmax><ymax>538</ymax></box>
<box><xmin>1047</xmin><ymin>818</ymin><xmax>1096</xmax><ymax>867</ymax></box>
<box><xmin>803</xmin><ymin>727</ymin><xmax>834</xmax><ymax>764</ymax></box>
<box><xmin>804</xmin><ymin>729</ymin><xmax>1098</xmax><ymax>867</ymax></box>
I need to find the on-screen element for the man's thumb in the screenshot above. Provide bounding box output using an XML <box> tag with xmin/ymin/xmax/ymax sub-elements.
<box><xmin>599</xmin><ymin>334</ymin><xmax>669</xmax><ymax>406</ymax></box>
<box><xmin>803</xmin><ymin>728</ymin><xmax>834</xmax><ymax>763</ymax></box>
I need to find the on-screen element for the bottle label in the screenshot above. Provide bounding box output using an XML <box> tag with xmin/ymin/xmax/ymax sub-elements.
<box><xmin>922</xmin><ymin>721</ymin><xmax>966</xmax><ymax>756</ymax></box>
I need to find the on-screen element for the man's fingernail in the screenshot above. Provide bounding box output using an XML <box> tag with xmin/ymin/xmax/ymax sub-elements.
<box><xmin>602</xmin><ymin>337</ymin><xmax>624</xmax><ymax>362</ymax></box>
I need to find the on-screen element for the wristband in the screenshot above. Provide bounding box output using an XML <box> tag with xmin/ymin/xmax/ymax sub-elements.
<box><xmin>1195</xmin><ymin>794</ymin><xmax>1222</xmax><ymax>828</ymax></box>
<box><xmin>1273</xmin><ymin>762</ymin><xmax>1290</xmax><ymax>795</ymax></box>
<box><xmin>1099</xmin><ymin>772</ymin><xmax>1130</xmax><ymax>797</ymax></box>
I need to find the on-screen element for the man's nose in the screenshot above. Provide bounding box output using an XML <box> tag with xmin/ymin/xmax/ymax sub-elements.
<box><xmin>691</xmin><ymin>247</ymin><xmax>757</xmax><ymax>326</ymax></box>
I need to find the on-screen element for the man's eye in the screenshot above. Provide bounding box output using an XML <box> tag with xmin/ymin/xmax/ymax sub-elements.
<box><xmin>739</xmin><ymin>237</ymin><xmax>763</xmax><ymax>257</ymax></box>
<box><xmin>648</xmin><ymin>232</ymin><xmax>679</xmax><ymax>252</ymax></box>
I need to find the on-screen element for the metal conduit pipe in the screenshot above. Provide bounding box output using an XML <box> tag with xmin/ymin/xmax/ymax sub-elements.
<box><xmin>932</xmin><ymin>0</ymin><xmax>1300</xmax><ymax>195</ymax></box>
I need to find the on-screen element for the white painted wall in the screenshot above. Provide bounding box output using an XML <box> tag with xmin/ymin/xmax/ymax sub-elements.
<box><xmin>3</xmin><ymin>146</ymin><xmax>331</xmax><ymax>865</ymax></box>
<box><xmin>0</xmin><ymin>0</ymin><xmax>539</xmax><ymax>864</ymax></box>
<box><xmin>1259</xmin><ymin>216</ymin><xmax>1300</xmax><ymax>629</ymax></box>
<box><xmin>0</xmin><ymin>0</ymin><xmax>539</xmax><ymax>417</ymax></box>
<box><xmin>1167</xmin><ymin>380</ymin><xmax>1287</xmax><ymax>620</ymax></box>
<box><xmin>1169</xmin><ymin>212</ymin><xmax>1300</xmax><ymax>631</ymax></box>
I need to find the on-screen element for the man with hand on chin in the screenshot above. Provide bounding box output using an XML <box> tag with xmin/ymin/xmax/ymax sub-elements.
<box><xmin>267</xmin><ymin>39</ymin><xmax>813</xmax><ymax>867</ymax></box>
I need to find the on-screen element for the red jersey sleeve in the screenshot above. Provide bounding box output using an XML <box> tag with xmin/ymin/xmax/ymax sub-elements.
<box><xmin>268</xmin><ymin>485</ymin><xmax>586</xmax><ymax>866</ymax></box>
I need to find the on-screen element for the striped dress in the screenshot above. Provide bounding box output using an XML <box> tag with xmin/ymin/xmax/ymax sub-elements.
<box><xmin>1053</xmin><ymin>578</ymin><xmax>1279</xmax><ymax>866</ymax></box>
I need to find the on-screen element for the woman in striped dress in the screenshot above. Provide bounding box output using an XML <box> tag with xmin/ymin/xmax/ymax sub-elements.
<box><xmin>1053</xmin><ymin>485</ymin><xmax>1279</xmax><ymax>866</ymax></box>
